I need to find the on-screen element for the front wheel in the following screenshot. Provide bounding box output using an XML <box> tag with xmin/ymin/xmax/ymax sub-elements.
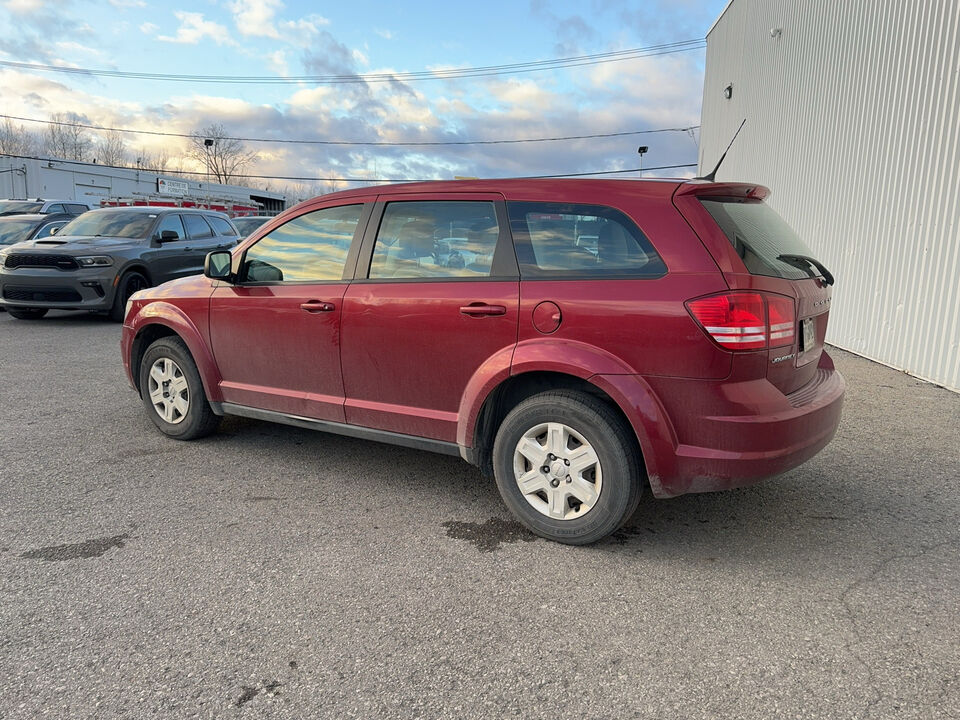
<box><xmin>138</xmin><ymin>336</ymin><xmax>220</xmax><ymax>440</ymax></box>
<box><xmin>110</xmin><ymin>270</ymin><xmax>149</xmax><ymax>322</ymax></box>
<box><xmin>492</xmin><ymin>390</ymin><xmax>643</xmax><ymax>545</ymax></box>
<box><xmin>7</xmin><ymin>308</ymin><xmax>48</xmax><ymax>320</ymax></box>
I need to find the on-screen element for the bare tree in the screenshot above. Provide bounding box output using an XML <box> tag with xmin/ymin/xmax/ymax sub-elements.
<box><xmin>135</xmin><ymin>146</ymin><xmax>172</xmax><ymax>172</ymax></box>
<box><xmin>0</xmin><ymin>118</ymin><xmax>37</xmax><ymax>156</ymax></box>
<box><xmin>97</xmin><ymin>129</ymin><xmax>127</xmax><ymax>167</ymax></box>
<box><xmin>188</xmin><ymin>123</ymin><xmax>258</xmax><ymax>184</ymax></box>
<box><xmin>43</xmin><ymin>112</ymin><xmax>91</xmax><ymax>161</ymax></box>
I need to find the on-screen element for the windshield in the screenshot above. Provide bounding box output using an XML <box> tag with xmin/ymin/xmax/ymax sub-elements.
<box><xmin>58</xmin><ymin>210</ymin><xmax>157</xmax><ymax>239</ymax></box>
<box><xmin>0</xmin><ymin>201</ymin><xmax>43</xmax><ymax>215</ymax></box>
<box><xmin>0</xmin><ymin>218</ymin><xmax>38</xmax><ymax>245</ymax></box>
<box><xmin>700</xmin><ymin>199</ymin><xmax>819</xmax><ymax>281</ymax></box>
<box><xmin>233</xmin><ymin>217</ymin><xmax>270</xmax><ymax>235</ymax></box>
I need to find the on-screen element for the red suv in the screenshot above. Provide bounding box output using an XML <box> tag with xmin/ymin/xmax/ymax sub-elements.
<box><xmin>121</xmin><ymin>179</ymin><xmax>844</xmax><ymax>544</ymax></box>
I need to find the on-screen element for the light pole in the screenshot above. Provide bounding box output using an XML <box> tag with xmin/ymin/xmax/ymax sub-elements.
<box><xmin>637</xmin><ymin>145</ymin><xmax>648</xmax><ymax>177</ymax></box>
<box><xmin>204</xmin><ymin>138</ymin><xmax>214</xmax><ymax>184</ymax></box>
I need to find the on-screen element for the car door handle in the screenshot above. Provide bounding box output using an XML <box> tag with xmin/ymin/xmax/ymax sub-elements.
<box><xmin>460</xmin><ymin>303</ymin><xmax>507</xmax><ymax>317</ymax></box>
<box><xmin>300</xmin><ymin>300</ymin><xmax>336</xmax><ymax>313</ymax></box>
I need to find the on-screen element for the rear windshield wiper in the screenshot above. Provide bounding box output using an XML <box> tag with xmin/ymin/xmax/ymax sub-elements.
<box><xmin>777</xmin><ymin>254</ymin><xmax>834</xmax><ymax>286</ymax></box>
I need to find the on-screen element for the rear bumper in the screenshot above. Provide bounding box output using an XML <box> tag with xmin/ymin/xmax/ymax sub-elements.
<box><xmin>598</xmin><ymin>351</ymin><xmax>845</xmax><ymax>498</ymax></box>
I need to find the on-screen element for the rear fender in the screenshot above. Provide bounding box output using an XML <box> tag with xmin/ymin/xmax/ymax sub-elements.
<box><xmin>130</xmin><ymin>302</ymin><xmax>223</xmax><ymax>402</ymax></box>
<box><xmin>457</xmin><ymin>339</ymin><xmax>679</xmax><ymax>495</ymax></box>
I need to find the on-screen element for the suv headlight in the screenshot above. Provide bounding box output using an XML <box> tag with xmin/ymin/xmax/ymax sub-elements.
<box><xmin>77</xmin><ymin>255</ymin><xmax>114</xmax><ymax>267</ymax></box>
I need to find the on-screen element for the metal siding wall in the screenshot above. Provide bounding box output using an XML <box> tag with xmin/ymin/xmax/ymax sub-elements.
<box><xmin>700</xmin><ymin>0</ymin><xmax>960</xmax><ymax>391</ymax></box>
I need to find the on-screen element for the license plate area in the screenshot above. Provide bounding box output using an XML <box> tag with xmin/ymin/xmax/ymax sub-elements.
<box><xmin>800</xmin><ymin>317</ymin><xmax>816</xmax><ymax>353</ymax></box>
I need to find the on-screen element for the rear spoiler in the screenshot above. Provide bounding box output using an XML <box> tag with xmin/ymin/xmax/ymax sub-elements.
<box><xmin>673</xmin><ymin>182</ymin><xmax>770</xmax><ymax>201</ymax></box>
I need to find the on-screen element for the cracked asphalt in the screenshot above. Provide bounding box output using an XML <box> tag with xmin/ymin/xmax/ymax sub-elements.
<box><xmin>1</xmin><ymin>310</ymin><xmax>958</xmax><ymax>719</ymax></box>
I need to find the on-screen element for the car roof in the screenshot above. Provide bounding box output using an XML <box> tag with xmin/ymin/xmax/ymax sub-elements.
<box><xmin>307</xmin><ymin>177</ymin><xmax>686</xmax><ymax>203</ymax></box>
<box><xmin>0</xmin><ymin>213</ymin><xmax>48</xmax><ymax>221</ymax></box>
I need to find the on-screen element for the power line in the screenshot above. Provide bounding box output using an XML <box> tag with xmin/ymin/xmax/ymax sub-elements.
<box><xmin>1</xmin><ymin>153</ymin><xmax>696</xmax><ymax>183</ymax></box>
<box><xmin>0</xmin><ymin>113</ymin><xmax>699</xmax><ymax>147</ymax></box>
<box><xmin>0</xmin><ymin>39</ymin><xmax>706</xmax><ymax>85</ymax></box>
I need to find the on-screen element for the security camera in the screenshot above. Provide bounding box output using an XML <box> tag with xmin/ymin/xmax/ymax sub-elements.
<box><xmin>770</xmin><ymin>27</ymin><xmax>783</xmax><ymax>38</ymax></box>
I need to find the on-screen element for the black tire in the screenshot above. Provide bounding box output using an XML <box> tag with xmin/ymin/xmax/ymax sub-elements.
<box><xmin>138</xmin><ymin>336</ymin><xmax>221</xmax><ymax>440</ymax></box>
<box><xmin>110</xmin><ymin>270</ymin><xmax>149</xmax><ymax>322</ymax></box>
<box><xmin>7</xmin><ymin>308</ymin><xmax>48</xmax><ymax>320</ymax></box>
<box><xmin>492</xmin><ymin>390</ymin><xmax>643</xmax><ymax>545</ymax></box>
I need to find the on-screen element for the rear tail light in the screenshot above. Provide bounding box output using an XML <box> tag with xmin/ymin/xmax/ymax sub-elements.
<box><xmin>686</xmin><ymin>292</ymin><xmax>796</xmax><ymax>351</ymax></box>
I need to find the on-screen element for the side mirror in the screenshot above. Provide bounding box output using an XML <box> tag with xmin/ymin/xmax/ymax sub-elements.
<box><xmin>204</xmin><ymin>250</ymin><xmax>233</xmax><ymax>281</ymax></box>
<box><xmin>158</xmin><ymin>230</ymin><xmax>180</xmax><ymax>242</ymax></box>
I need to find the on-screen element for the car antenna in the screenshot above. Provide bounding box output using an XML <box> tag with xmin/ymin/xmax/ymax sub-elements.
<box><xmin>696</xmin><ymin>118</ymin><xmax>746</xmax><ymax>182</ymax></box>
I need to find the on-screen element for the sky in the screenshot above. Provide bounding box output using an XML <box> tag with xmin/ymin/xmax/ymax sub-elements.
<box><xmin>0</xmin><ymin>0</ymin><xmax>728</xmax><ymax>196</ymax></box>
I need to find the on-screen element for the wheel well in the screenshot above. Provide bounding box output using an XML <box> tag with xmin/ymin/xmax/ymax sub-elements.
<box><xmin>471</xmin><ymin>371</ymin><xmax>640</xmax><ymax>477</ymax></box>
<box><xmin>130</xmin><ymin>324</ymin><xmax>179</xmax><ymax>393</ymax></box>
<box><xmin>121</xmin><ymin>264</ymin><xmax>152</xmax><ymax>285</ymax></box>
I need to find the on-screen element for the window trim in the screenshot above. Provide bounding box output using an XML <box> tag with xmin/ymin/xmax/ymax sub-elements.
<box><xmin>234</xmin><ymin>201</ymin><xmax>373</xmax><ymax>286</ymax></box>
<box><xmin>352</xmin><ymin>194</ymin><xmax>519</xmax><ymax>283</ymax></box>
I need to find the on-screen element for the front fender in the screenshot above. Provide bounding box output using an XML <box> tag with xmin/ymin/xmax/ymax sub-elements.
<box><xmin>128</xmin><ymin>301</ymin><xmax>223</xmax><ymax>402</ymax></box>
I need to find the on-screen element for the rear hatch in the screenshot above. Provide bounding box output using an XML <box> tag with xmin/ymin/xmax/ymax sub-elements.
<box><xmin>674</xmin><ymin>182</ymin><xmax>834</xmax><ymax>395</ymax></box>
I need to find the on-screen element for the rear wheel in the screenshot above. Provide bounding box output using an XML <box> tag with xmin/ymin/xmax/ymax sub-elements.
<box><xmin>139</xmin><ymin>336</ymin><xmax>220</xmax><ymax>440</ymax></box>
<box><xmin>110</xmin><ymin>270</ymin><xmax>149</xmax><ymax>322</ymax></box>
<box><xmin>492</xmin><ymin>390</ymin><xmax>643</xmax><ymax>545</ymax></box>
<box><xmin>7</xmin><ymin>308</ymin><xmax>48</xmax><ymax>320</ymax></box>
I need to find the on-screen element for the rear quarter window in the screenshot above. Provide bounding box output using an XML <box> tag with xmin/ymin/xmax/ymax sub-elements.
<box><xmin>507</xmin><ymin>202</ymin><xmax>666</xmax><ymax>278</ymax></box>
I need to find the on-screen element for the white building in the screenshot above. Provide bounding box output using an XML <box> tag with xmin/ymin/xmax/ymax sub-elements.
<box><xmin>699</xmin><ymin>0</ymin><xmax>960</xmax><ymax>392</ymax></box>
<box><xmin>0</xmin><ymin>154</ymin><xmax>287</xmax><ymax>216</ymax></box>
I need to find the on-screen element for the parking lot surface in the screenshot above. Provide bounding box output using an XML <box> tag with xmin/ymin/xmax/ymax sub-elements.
<box><xmin>1</xmin><ymin>310</ymin><xmax>958</xmax><ymax>720</ymax></box>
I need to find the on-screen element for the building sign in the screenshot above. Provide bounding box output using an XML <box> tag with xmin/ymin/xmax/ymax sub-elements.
<box><xmin>157</xmin><ymin>178</ymin><xmax>188</xmax><ymax>196</ymax></box>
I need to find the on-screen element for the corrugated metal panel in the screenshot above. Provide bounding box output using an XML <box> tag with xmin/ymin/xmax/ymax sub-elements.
<box><xmin>700</xmin><ymin>0</ymin><xmax>960</xmax><ymax>392</ymax></box>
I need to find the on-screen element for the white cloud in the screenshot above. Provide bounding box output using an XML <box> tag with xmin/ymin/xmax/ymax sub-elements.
<box><xmin>267</xmin><ymin>50</ymin><xmax>289</xmax><ymax>76</ymax></box>
<box><xmin>374</xmin><ymin>29</ymin><xmax>393</xmax><ymax>40</ymax></box>
<box><xmin>3</xmin><ymin>0</ymin><xmax>44</xmax><ymax>13</ymax></box>
<box><xmin>54</xmin><ymin>41</ymin><xmax>105</xmax><ymax>58</ymax></box>
<box><xmin>107</xmin><ymin>0</ymin><xmax>146</xmax><ymax>8</ymax></box>
<box><xmin>228</xmin><ymin>0</ymin><xmax>282</xmax><ymax>39</ymax></box>
<box><xmin>139</xmin><ymin>21</ymin><xmax>158</xmax><ymax>34</ymax></box>
<box><xmin>157</xmin><ymin>11</ymin><xmax>235</xmax><ymax>46</ymax></box>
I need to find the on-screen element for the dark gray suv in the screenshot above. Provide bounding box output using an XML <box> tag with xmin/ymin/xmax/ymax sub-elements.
<box><xmin>0</xmin><ymin>206</ymin><xmax>238</xmax><ymax>321</ymax></box>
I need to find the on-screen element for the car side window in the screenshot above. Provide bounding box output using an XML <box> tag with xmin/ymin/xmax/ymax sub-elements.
<box><xmin>154</xmin><ymin>214</ymin><xmax>185</xmax><ymax>240</ymax></box>
<box><xmin>241</xmin><ymin>204</ymin><xmax>363</xmax><ymax>283</ymax></box>
<box><xmin>34</xmin><ymin>221</ymin><xmax>67</xmax><ymax>239</ymax></box>
<box><xmin>46</xmin><ymin>204</ymin><xmax>65</xmax><ymax>213</ymax></box>
<box><xmin>207</xmin><ymin>216</ymin><xmax>237</xmax><ymax>237</ymax></box>
<box><xmin>507</xmin><ymin>201</ymin><xmax>666</xmax><ymax>278</ymax></box>
<box><xmin>369</xmin><ymin>201</ymin><xmax>499</xmax><ymax>279</ymax></box>
<box><xmin>183</xmin><ymin>214</ymin><xmax>214</xmax><ymax>239</ymax></box>
<box><xmin>66</xmin><ymin>204</ymin><xmax>87</xmax><ymax>214</ymax></box>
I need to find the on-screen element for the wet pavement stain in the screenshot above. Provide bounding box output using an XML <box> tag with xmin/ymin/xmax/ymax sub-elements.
<box><xmin>442</xmin><ymin>518</ymin><xmax>537</xmax><ymax>552</ymax></box>
<box><xmin>20</xmin><ymin>533</ymin><xmax>130</xmax><ymax>562</ymax></box>
<box><xmin>236</xmin><ymin>680</ymin><xmax>282</xmax><ymax>708</ymax></box>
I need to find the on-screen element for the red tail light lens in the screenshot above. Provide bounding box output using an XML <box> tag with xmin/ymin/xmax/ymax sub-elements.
<box><xmin>766</xmin><ymin>295</ymin><xmax>796</xmax><ymax>348</ymax></box>
<box><xmin>686</xmin><ymin>292</ymin><xmax>796</xmax><ymax>351</ymax></box>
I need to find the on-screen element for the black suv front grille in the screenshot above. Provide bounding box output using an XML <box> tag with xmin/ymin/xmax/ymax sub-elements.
<box><xmin>3</xmin><ymin>286</ymin><xmax>83</xmax><ymax>302</ymax></box>
<box><xmin>4</xmin><ymin>254</ymin><xmax>79</xmax><ymax>270</ymax></box>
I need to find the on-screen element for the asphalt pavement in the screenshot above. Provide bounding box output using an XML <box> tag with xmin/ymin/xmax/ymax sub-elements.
<box><xmin>1</xmin><ymin>310</ymin><xmax>957</xmax><ymax>719</ymax></box>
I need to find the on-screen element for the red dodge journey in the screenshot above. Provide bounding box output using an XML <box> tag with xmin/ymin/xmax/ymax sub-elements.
<box><xmin>121</xmin><ymin>178</ymin><xmax>844</xmax><ymax>544</ymax></box>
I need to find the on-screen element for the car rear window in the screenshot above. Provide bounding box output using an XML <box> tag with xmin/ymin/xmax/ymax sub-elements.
<box><xmin>207</xmin><ymin>216</ymin><xmax>237</xmax><ymax>236</ymax></box>
<box><xmin>700</xmin><ymin>199</ymin><xmax>819</xmax><ymax>281</ymax></box>
<box><xmin>507</xmin><ymin>202</ymin><xmax>666</xmax><ymax>278</ymax></box>
<box><xmin>369</xmin><ymin>201</ymin><xmax>500</xmax><ymax>279</ymax></box>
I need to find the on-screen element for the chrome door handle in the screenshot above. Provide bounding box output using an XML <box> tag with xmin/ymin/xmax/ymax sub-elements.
<box><xmin>460</xmin><ymin>303</ymin><xmax>506</xmax><ymax>317</ymax></box>
<box><xmin>300</xmin><ymin>300</ymin><xmax>336</xmax><ymax>313</ymax></box>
